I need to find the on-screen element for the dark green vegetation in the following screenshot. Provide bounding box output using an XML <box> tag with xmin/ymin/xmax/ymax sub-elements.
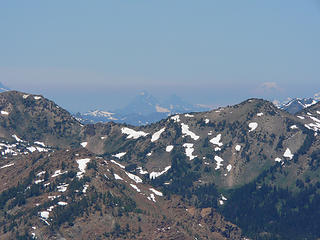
<box><xmin>222</xmin><ymin>170</ymin><xmax>320</xmax><ymax>240</ymax></box>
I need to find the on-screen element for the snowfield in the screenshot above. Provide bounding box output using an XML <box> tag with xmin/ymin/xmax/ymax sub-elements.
<box><xmin>183</xmin><ymin>143</ymin><xmax>197</xmax><ymax>160</ymax></box>
<box><xmin>249</xmin><ymin>122</ymin><xmax>258</xmax><ymax>132</ymax></box>
<box><xmin>150</xmin><ymin>166</ymin><xmax>171</xmax><ymax>179</ymax></box>
<box><xmin>171</xmin><ymin>115</ymin><xmax>180</xmax><ymax>123</ymax></box>
<box><xmin>76</xmin><ymin>158</ymin><xmax>91</xmax><ymax>179</ymax></box>
<box><xmin>166</xmin><ymin>145</ymin><xmax>174</xmax><ymax>152</ymax></box>
<box><xmin>151</xmin><ymin>127</ymin><xmax>166</xmax><ymax>142</ymax></box>
<box><xmin>210</xmin><ymin>134</ymin><xmax>223</xmax><ymax>147</ymax></box>
<box><xmin>125</xmin><ymin>172</ymin><xmax>143</xmax><ymax>183</ymax></box>
<box><xmin>114</xmin><ymin>174</ymin><xmax>123</xmax><ymax>180</ymax></box>
<box><xmin>150</xmin><ymin>188</ymin><xmax>163</xmax><ymax>196</ymax></box>
<box><xmin>0</xmin><ymin>162</ymin><xmax>14</xmax><ymax>169</ymax></box>
<box><xmin>235</xmin><ymin>145</ymin><xmax>241</xmax><ymax>151</ymax></box>
<box><xmin>113</xmin><ymin>152</ymin><xmax>127</xmax><ymax>159</ymax></box>
<box><xmin>1</xmin><ymin>111</ymin><xmax>9</xmax><ymax>115</ymax></box>
<box><xmin>121</xmin><ymin>127</ymin><xmax>149</xmax><ymax>139</ymax></box>
<box><xmin>283</xmin><ymin>148</ymin><xmax>294</xmax><ymax>160</ymax></box>
<box><xmin>214</xmin><ymin>156</ymin><xmax>224</xmax><ymax>170</ymax></box>
<box><xmin>181</xmin><ymin>123</ymin><xmax>200</xmax><ymax>140</ymax></box>
<box><xmin>130</xmin><ymin>184</ymin><xmax>141</xmax><ymax>192</ymax></box>
<box><xmin>111</xmin><ymin>160</ymin><xmax>126</xmax><ymax>169</ymax></box>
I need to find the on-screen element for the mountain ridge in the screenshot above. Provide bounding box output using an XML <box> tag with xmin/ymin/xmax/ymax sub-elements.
<box><xmin>1</xmin><ymin>90</ymin><xmax>320</xmax><ymax>239</ymax></box>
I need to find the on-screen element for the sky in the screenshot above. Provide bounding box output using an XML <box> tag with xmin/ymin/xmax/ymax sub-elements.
<box><xmin>1</xmin><ymin>1</ymin><xmax>320</xmax><ymax>112</ymax></box>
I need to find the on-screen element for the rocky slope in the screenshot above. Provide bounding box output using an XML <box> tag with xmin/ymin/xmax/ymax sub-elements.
<box><xmin>2</xmin><ymin>90</ymin><xmax>320</xmax><ymax>239</ymax></box>
<box><xmin>0</xmin><ymin>91</ymin><xmax>82</xmax><ymax>148</ymax></box>
<box><xmin>0</xmin><ymin>91</ymin><xmax>244</xmax><ymax>239</ymax></box>
<box><xmin>0</xmin><ymin>148</ymin><xmax>242</xmax><ymax>239</ymax></box>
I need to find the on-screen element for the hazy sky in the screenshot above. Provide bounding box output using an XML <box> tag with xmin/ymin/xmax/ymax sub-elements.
<box><xmin>1</xmin><ymin>1</ymin><xmax>320</xmax><ymax>112</ymax></box>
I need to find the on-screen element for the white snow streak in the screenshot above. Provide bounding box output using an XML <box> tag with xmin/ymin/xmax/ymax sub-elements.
<box><xmin>181</xmin><ymin>123</ymin><xmax>200</xmax><ymax>140</ymax></box>
<box><xmin>249</xmin><ymin>122</ymin><xmax>258</xmax><ymax>132</ymax></box>
<box><xmin>151</xmin><ymin>127</ymin><xmax>166</xmax><ymax>142</ymax></box>
<box><xmin>166</xmin><ymin>145</ymin><xmax>174</xmax><ymax>152</ymax></box>
<box><xmin>149</xmin><ymin>166</ymin><xmax>171</xmax><ymax>179</ymax></box>
<box><xmin>121</xmin><ymin>127</ymin><xmax>148</xmax><ymax>139</ymax></box>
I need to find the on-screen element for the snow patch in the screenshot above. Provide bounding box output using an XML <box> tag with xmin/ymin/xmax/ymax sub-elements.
<box><xmin>183</xmin><ymin>143</ymin><xmax>197</xmax><ymax>160</ymax></box>
<box><xmin>150</xmin><ymin>166</ymin><xmax>171</xmax><ymax>179</ymax></box>
<box><xmin>185</xmin><ymin>114</ymin><xmax>194</xmax><ymax>117</ymax></box>
<box><xmin>51</xmin><ymin>169</ymin><xmax>68</xmax><ymax>178</ymax></box>
<box><xmin>249</xmin><ymin>122</ymin><xmax>258</xmax><ymax>132</ymax></box>
<box><xmin>149</xmin><ymin>188</ymin><xmax>163</xmax><ymax>196</ymax></box>
<box><xmin>130</xmin><ymin>184</ymin><xmax>141</xmax><ymax>192</ymax></box>
<box><xmin>34</xmin><ymin>96</ymin><xmax>42</xmax><ymax>100</ymax></box>
<box><xmin>205</xmin><ymin>118</ymin><xmax>210</xmax><ymax>124</ymax></box>
<box><xmin>125</xmin><ymin>172</ymin><xmax>143</xmax><ymax>183</ymax></box>
<box><xmin>275</xmin><ymin>157</ymin><xmax>282</xmax><ymax>163</ymax></box>
<box><xmin>76</xmin><ymin>158</ymin><xmax>91</xmax><ymax>179</ymax></box>
<box><xmin>148</xmin><ymin>193</ymin><xmax>156</xmax><ymax>202</ymax></box>
<box><xmin>226</xmin><ymin>164</ymin><xmax>232</xmax><ymax>172</ymax></box>
<box><xmin>80</xmin><ymin>142</ymin><xmax>88</xmax><ymax>147</ymax></box>
<box><xmin>297</xmin><ymin>116</ymin><xmax>305</xmax><ymax>120</ymax></box>
<box><xmin>34</xmin><ymin>141</ymin><xmax>45</xmax><ymax>147</ymax></box>
<box><xmin>114</xmin><ymin>174</ymin><xmax>123</xmax><ymax>180</ymax></box>
<box><xmin>214</xmin><ymin>147</ymin><xmax>221</xmax><ymax>152</ymax></box>
<box><xmin>166</xmin><ymin>145</ymin><xmax>174</xmax><ymax>152</ymax></box>
<box><xmin>121</xmin><ymin>127</ymin><xmax>148</xmax><ymax>139</ymax></box>
<box><xmin>0</xmin><ymin>162</ymin><xmax>14</xmax><ymax>169</ymax></box>
<box><xmin>12</xmin><ymin>134</ymin><xmax>23</xmax><ymax>142</ymax></box>
<box><xmin>23</xmin><ymin>94</ymin><xmax>29</xmax><ymax>99</ymax></box>
<box><xmin>151</xmin><ymin>127</ymin><xmax>166</xmax><ymax>142</ymax></box>
<box><xmin>210</xmin><ymin>134</ymin><xmax>223</xmax><ymax>147</ymax></box>
<box><xmin>111</xmin><ymin>160</ymin><xmax>125</xmax><ymax>169</ymax></box>
<box><xmin>35</xmin><ymin>179</ymin><xmax>44</xmax><ymax>184</ymax></box>
<box><xmin>57</xmin><ymin>183</ymin><xmax>69</xmax><ymax>192</ymax></box>
<box><xmin>82</xmin><ymin>184</ymin><xmax>89</xmax><ymax>193</ymax></box>
<box><xmin>181</xmin><ymin>123</ymin><xmax>200</xmax><ymax>140</ymax></box>
<box><xmin>283</xmin><ymin>148</ymin><xmax>294</xmax><ymax>160</ymax></box>
<box><xmin>214</xmin><ymin>156</ymin><xmax>224</xmax><ymax>170</ymax></box>
<box><xmin>40</xmin><ymin>211</ymin><xmax>49</xmax><ymax>219</ymax></box>
<box><xmin>171</xmin><ymin>115</ymin><xmax>180</xmax><ymax>123</ymax></box>
<box><xmin>113</xmin><ymin>152</ymin><xmax>126</xmax><ymax>159</ymax></box>
<box><xmin>37</xmin><ymin>171</ymin><xmax>46</xmax><ymax>177</ymax></box>
<box><xmin>235</xmin><ymin>145</ymin><xmax>241</xmax><ymax>151</ymax></box>
<box><xmin>257</xmin><ymin>112</ymin><xmax>264</xmax><ymax>117</ymax></box>
<box><xmin>57</xmin><ymin>201</ymin><xmax>68</xmax><ymax>206</ymax></box>
<box><xmin>137</xmin><ymin>166</ymin><xmax>148</xmax><ymax>175</ymax></box>
<box><xmin>290</xmin><ymin>125</ymin><xmax>298</xmax><ymax>129</ymax></box>
<box><xmin>1</xmin><ymin>111</ymin><xmax>9</xmax><ymax>115</ymax></box>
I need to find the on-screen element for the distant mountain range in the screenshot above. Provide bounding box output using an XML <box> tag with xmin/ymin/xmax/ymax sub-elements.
<box><xmin>75</xmin><ymin>91</ymin><xmax>212</xmax><ymax>125</ymax></box>
<box><xmin>278</xmin><ymin>92</ymin><xmax>320</xmax><ymax>114</ymax></box>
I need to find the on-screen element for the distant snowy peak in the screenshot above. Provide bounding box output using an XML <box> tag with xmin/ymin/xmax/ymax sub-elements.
<box><xmin>76</xmin><ymin>91</ymin><xmax>212</xmax><ymax>126</ymax></box>
<box><xmin>280</xmin><ymin>97</ymin><xmax>318</xmax><ymax>114</ymax></box>
<box><xmin>83</xmin><ymin>110</ymin><xmax>117</xmax><ymax>120</ymax></box>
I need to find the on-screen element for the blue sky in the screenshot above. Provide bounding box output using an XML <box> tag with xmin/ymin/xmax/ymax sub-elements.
<box><xmin>1</xmin><ymin>1</ymin><xmax>320</xmax><ymax>112</ymax></box>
